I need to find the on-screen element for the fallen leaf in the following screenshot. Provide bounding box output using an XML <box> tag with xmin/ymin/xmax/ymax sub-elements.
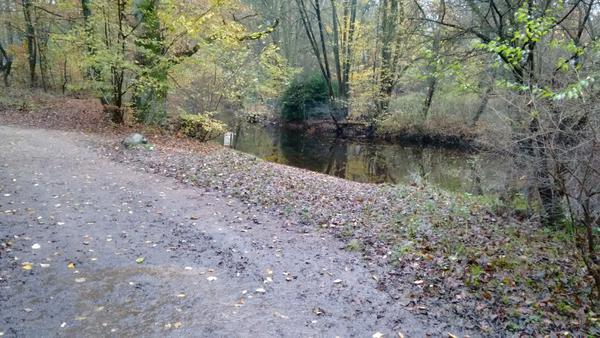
<box><xmin>135</xmin><ymin>257</ymin><xmax>145</xmax><ymax>264</ymax></box>
<box><xmin>22</xmin><ymin>262</ymin><xmax>33</xmax><ymax>270</ymax></box>
<box><xmin>273</xmin><ymin>311</ymin><xmax>289</xmax><ymax>319</ymax></box>
<box><xmin>67</xmin><ymin>262</ymin><xmax>75</xmax><ymax>269</ymax></box>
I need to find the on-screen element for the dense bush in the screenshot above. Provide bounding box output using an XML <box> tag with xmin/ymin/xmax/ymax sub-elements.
<box><xmin>178</xmin><ymin>112</ymin><xmax>227</xmax><ymax>142</ymax></box>
<box><xmin>280</xmin><ymin>74</ymin><xmax>329</xmax><ymax>122</ymax></box>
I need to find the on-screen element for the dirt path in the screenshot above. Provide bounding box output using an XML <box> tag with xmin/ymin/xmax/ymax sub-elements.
<box><xmin>0</xmin><ymin>126</ymin><xmax>468</xmax><ymax>337</ymax></box>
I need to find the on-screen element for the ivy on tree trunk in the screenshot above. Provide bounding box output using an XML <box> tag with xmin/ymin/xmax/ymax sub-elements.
<box><xmin>132</xmin><ymin>0</ymin><xmax>168</xmax><ymax>125</ymax></box>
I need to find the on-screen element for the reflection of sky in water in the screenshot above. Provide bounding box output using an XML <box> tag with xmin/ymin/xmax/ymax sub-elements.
<box><xmin>221</xmin><ymin>124</ymin><xmax>512</xmax><ymax>194</ymax></box>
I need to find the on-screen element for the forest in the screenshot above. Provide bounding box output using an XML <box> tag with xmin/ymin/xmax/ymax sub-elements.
<box><xmin>0</xmin><ymin>0</ymin><xmax>599</xmax><ymax>336</ymax></box>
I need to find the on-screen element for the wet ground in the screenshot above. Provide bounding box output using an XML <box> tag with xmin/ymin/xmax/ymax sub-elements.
<box><xmin>0</xmin><ymin>126</ymin><xmax>465</xmax><ymax>337</ymax></box>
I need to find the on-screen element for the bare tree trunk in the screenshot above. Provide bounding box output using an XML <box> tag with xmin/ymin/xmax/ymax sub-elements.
<box><xmin>314</xmin><ymin>0</ymin><xmax>344</xmax><ymax>132</ymax></box>
<box><xmin>528</xmin><ymin>115</ymin><xmax>564</xmax><ymax>226</ymax></box>
<box><xmin>35</xmin><ymin>13</ymin><xmax>49</xmax><ymax>92</ymax></box>
<box><xmin>331</xmin><ymin>0</ymin><xmax>343</xmax><ymax>98</ymax></box>
<box><xmin>22</xmin><ymin>0</ymin><xmax>37</xmax><ymax>87</ymax></box>
<box><xmin>378</xmin><ymin>0</ymin><xmax>400</xmax><ymax>113</ymax></box>
<box><xmin>0</xmin><ymin>41</ymin><xmax>12</xmax><ymax>87</ymax></box>
<box><xmin>421</xmin><ymin>77</ymin><xmax>436</xmax><ymax>119</ymax></box>
<box><xmin>114</xmin><ymin>0</ymin><xmax>126</xmax><ymax>109</ymax></box>
<box><xmin>471</xmin><ymin>80</ymin><xmax>494</xmax><ymax>127</ymax></box>
<box><xmin>421</xmin><ymin>26</ymin><xmax>441</xmax><ymax>120</ymax></box>
<box><xmin>2</xmin><ymin>0</ymin><xmax>15</xmax><ymax>45</ymax></box>
<box><xmin>314</xmin><ymin>0</ymin><xmax>334</xmax><ymax>99</ymax></box>
<box><xmin>61</xmin><ymin>58</ymin><xmax>68</xmax><ymax>94</ymax></box>
<box><xmin>81</xmin><ymin>0</ymin><xmax>99</xmax><ymax>80</ymax></box>
<box><xmin>295</xmin><ymin>0</ymin><xmax>341</xmax><ymax>132</ymax></box>
<box><xmin>295</xmin><ymin>0</ymin><xmax>330</xmax><ymax>93</ymax></box>
<box><xmin>341</xmin><ymin>0</ymin><xmax>357</xmax><ymax>97</ymax></box>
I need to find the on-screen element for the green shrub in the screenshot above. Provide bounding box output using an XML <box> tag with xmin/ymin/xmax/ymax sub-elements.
<box><xmin>178</xmin><ymin>112</ymin><xmax>227</xmax><ymax>142</ymax></box>
<box><xmin>280</xmin><ymin>74</ymin><xmax>329</xmax><ymax>122</ymax></box>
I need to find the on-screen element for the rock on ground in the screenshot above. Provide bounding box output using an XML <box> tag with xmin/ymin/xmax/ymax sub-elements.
<box><xmin>123</xmin><ymin>133</ymin><xmax>147</xmax><ymax>148</ymax></box>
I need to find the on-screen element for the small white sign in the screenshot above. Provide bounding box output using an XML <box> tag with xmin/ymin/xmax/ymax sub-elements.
<box><xmin>224</xmin><ymin>132</ymin><xmax>234</xmax><ymax>147</ymax></box>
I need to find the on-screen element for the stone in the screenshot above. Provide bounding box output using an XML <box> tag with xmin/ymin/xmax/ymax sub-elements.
<box><xmin>123</xmin><ymin>133</ymin><xmax>147</xmax><ymax>148</ymax></box>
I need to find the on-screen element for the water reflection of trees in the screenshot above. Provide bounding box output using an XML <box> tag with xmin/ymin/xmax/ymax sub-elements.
<box><xmin>228</xmin><ymin>124</ymin><xmax>509</xmax><ymax>194</ymax></box>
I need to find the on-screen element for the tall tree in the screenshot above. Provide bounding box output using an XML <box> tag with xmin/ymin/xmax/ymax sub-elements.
<box><xmin>22</xmin><ymin>0</ymin><xmax>36</xmax><ymax>86</ymax></box>
<box><xmin>331</xmin><ymin>0</ymin><xmax>357</xmax><ymax>99</ymax></box>
<box><xmin>81</xmin><ymin>0</ymin><xmax>99</xmax><ymax>80</ymax></box>
<box><xmin>132</xmin><ymin>0</ymin><xmax>168</xmax><ymax>124</ymax></box>
<box><xmin>419</xmin><ymin>0</ymin><xmax>445</xmax><ymax>119</ymax></box>
<box><xmin>295</xmin><ymin>0</ymin><xmax>340</xmax><ymax>128</ymax></box>
<box><xmin>376</xmin><ymin>0</ymin><xmax>415</xmax><ymax>114</ymax></box>
<box><xmin>341</xmin><ymin>0</ymin><xmax>357</xmax><ymax>97</ymax></box>
<box><xmin>0</xmin><ymin>40</ymin><xmax>12</xmax><ymax>86</ymax></box>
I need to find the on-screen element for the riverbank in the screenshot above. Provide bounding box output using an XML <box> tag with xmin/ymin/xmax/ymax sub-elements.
<box><xmin>1</xmin><ymin>93</ymin><xmax>597</xmax><ymax>335</ymax></box>
<box><xmin>282</xmin><ymin>119</ymin><xmax>481</xmax><ymax>150</ymax></box>
<box><xmin>101</xmin><ymin>134</ymin><xmax>595</xmax><ymax>335</ymax></box>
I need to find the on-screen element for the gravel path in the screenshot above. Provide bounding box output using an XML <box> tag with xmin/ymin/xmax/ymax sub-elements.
<box><xmin>0</xmin><ymin>126</ymin><xmax>463</xmax><ymax>337</ymax></box>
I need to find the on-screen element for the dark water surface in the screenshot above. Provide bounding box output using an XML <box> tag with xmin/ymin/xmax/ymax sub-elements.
<box><xmin>220</xmin><ymin>124</ymin><xmax>511</xmax><ymax>194</ymax></box>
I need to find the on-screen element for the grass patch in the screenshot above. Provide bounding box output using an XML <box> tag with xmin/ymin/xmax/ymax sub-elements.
<box><xmin>345</xmin><ymin>239</ymin><xmax>363</xmax><ymax>252</ymax></box>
